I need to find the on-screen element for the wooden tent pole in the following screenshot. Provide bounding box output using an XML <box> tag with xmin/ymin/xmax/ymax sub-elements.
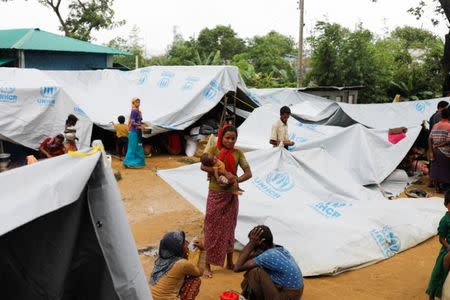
<box><xmin>233</xmin><ymin>90</ymin><xmax>237</xmax><ymax>126</ymax></box>
<box><xmin>220</xmin><ymin>95</ymin><xmax>228</xmax><ymax>128</ymax></box>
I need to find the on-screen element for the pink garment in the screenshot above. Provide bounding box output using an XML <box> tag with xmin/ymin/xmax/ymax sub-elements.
<box><xmin>388</xmin><ymin>132</ymin><xmax>407</xmax><ymax>144</ymax></box>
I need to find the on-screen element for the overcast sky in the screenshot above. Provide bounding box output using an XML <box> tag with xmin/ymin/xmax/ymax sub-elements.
<box><xmin>1</xmin><ymin>0</ymin><xmax>448</xmax><ymax>55</ymax></box>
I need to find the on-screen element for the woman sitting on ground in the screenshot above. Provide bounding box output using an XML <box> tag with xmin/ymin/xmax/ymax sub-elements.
<box><xmin>150</xmin><ymin>231</ymin><xmax>204</xmax><ymax>300</ymax></box>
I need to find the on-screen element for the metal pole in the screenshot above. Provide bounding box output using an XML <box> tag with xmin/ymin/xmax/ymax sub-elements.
<box><xmin>297</xmin><ymin>0</ymin><xmax>305</xmax><ymax>88</ymax></box>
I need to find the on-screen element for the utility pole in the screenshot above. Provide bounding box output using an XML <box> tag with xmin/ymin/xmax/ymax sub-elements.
<box><xmin>297</xmin><ymin>0</ymin><xmax>304</xmax><ymax>88</ymax></box>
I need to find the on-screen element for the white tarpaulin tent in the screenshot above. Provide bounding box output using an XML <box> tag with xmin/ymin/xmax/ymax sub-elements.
<box><xmin>0</xmin><ymin>145</ymin><xmax>152</xmax><ymax>299</ymax></box>
<box><xmin>335</xmin><ymin>99</ymin><xmax>448</xmax><ymax>128</ymax></box>
<box><xmin>0</xmin><ymin>68</ymin><xmax>93</xmax><ymax>149</ymax></box>
<box><xmin>246</xmin><ymin>87</ymin><xmax>340</xmax><ymax>122</ymax></box>
<box><xmin>158</xmin><ymin>147</ymin><xmax>444</xmax><ymax>276</ymax></box>
<box><xmin>248</xmin><ymin>87</ymin><xmax>449</xmax><ymax>128</ymax></box>
<box><xmin>44</xmin><ymin>66</ymin><xmax>254</xmax><ymax>135</ymax></box>
<box><xmin>236</xmin><ymin>105</ymin><xmax>421</xmax><ymax>186</ymax></box>
<box><xmin>158</xmin><ymin>97</ymin><xmax>446</xmax><ymax>276</ymax></box>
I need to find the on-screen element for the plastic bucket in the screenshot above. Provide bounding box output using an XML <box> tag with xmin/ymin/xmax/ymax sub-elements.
<box><xmin>220</xmin><ymin>291</ymin><xmax>239</xmax><ymax>300</ymax></box>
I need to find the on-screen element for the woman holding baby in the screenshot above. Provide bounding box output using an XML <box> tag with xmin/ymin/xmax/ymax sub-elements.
<box><xmin>200</xmin><ymin>125</ymin><xmax>252</xmax><ymax>278</ymax></box>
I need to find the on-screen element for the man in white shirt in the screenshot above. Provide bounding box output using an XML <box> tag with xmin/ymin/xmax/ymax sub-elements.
<box><xmin>270</xmin><ymin>106</ymin><xmax>295</xmax><ymax>149</ymax></box>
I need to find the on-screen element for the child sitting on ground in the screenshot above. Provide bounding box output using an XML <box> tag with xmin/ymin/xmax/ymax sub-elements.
<box><xmin>200</xmin><ymin>153</ymin><xmax>244</xmax><ymax>195</ymax></box>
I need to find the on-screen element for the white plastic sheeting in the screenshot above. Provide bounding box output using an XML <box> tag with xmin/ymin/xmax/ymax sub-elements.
<box><xmin>236</xmin><ymin>105</ymin><xmax>421</xmax><ymax>186</ymax></box>
<box><xmin>0</xmin><ymin>150</ymin><xmax>100</xmax><ymax>236</ymax></box>
<box><xmin>248</xmin><ymin>87</ymin><xmax>449</xmax><ymax>128</ymax></box>
<box><xmin>246</xmin><ymin>88</ymin><xmax>338</xmax><ymax>122</ymax></box>
<box><xmin>336</xmin><ymin>99</ymin><xmax>447</xmax><ymax>129</ymax></box>
<box><xmin>158</xmin><ymin>147</ymin><xmax>444</xmax><ymax>276</ymax></box>
<box><xmin>0</xmin><ymin>68</ymin><xmax>93</xmax><ymax>149</ymax></box>
<box><xmin>45</xmin><ymin>66</ymin><xmax>250</xmax><ymax>134</ymax></box>
<box><xmin>0</xmin><ymin>147</ymin><xmax>152</xmax><ymax>299</ymax></box>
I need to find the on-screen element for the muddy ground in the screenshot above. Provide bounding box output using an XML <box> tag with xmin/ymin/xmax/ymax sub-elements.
<box><xmin>113</xmin><ymin>155</ymin><xmax>444</xmax><ymax>300</ymax></box>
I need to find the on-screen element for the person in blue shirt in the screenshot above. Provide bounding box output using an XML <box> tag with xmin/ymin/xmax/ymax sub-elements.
<box><xmin>234</xmin><ymin>225</ymin><xmax>304</xmax><ymax>300</ymax></box>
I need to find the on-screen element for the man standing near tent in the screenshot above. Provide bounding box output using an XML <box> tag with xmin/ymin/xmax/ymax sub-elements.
<box><xmin>234</xmin><ymin>225</ymin><xmax>304</xmax><ymax>300</ymax></box>
<box><xmin>270</xmin><ymin>106</ymin><xmax>295</xmax><ymax>149</ymax></box>
<box><xmin>430</xmin><ymin>101</ymin><xmax>449</xmax><ymax>131</ymax></box>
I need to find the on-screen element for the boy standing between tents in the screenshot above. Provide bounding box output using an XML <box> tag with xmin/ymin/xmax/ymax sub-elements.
<box><xmin>113</xmin><ymin>115</ymin><xmax>129</xmax><ymax>160</ymax></box>
<box><xmin>270</xmin><ymin>106</ymin><xmax>295</xmax><ymax>149</ymax></box>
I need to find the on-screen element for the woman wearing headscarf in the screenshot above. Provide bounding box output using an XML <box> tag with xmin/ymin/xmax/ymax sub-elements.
<box><xmin>429</xmin><ymin>108</ymin><xmax>450</xmax><ymax>192</ymax></box>
<box><xmin>123</xmin><ymin>97</ymin><xmax>146</xmax><ymax>168</ymax></box>
<box><xmin>200</xmin><ymin>125</ymin><xmax>252</xmax><ymax>278</ymax></box>
<box><xmin>150</xmin><ymin>231</ymin><xmax>203</xmax><ymax>300</ymax></box>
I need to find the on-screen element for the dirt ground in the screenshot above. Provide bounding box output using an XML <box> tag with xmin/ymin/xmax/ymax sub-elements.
<box><xmin>113</xmin><ymin>154</ymin><xmax>445</xmax><ymax>300</ymax></box>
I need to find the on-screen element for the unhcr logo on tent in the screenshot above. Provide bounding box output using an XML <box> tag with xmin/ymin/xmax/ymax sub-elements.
<box><xmin>138</xmin><ymin>68</ymin><xmax>151</xmax><ymax>85</ymax></box>
<box><xmin>0</xmin><ymin>87</ymin><xmax>18</xmax><ymax>103</ymax></box>
<box><xmin>37</xmin><ymin>86</ymin><xmax>57</xmax><ymax>106</ymax></box>
<box><xmin>370</xmin><ymin>226</ymin><xmax>401</xmax><ymax>258</ymax></box>
<box><xmin>74</xmin><ymin>106</ymin><xmax>87</xmax><ymax>117</ymax></box>
<box><xmin>158</xmin><ymin>71</ymin><xmax>175</xmax><ymax>88</ymax></box>
<box><xmin>181</xmin><ymin>76</ymin><xmax>200</xmax><ymax>91</ymax></box>
<box><xmin>415</xmin><ymin>101</ymin><xmax>426</xmax><ymax>113</ymax></box>
<box><xmin>202</xmin><ymin>80</ymin><xmax>220</xmax><ymax>101</ymax></box>
<box><xmin>266</xmin><ymin>169</ymin><xmax>294</xmax><ymax>192</ymax></box>
<box><xmin>289</xmin><ymin>133</ymin><xmax>308</xmax><ymax>145</ymax></box>
<box><xmin>296</xmin><ymin>122</ymin><xmax>318</xmax><ymax>130</ymax></box>
<box><xmin>253</xmin><ymin>169</ymin><xmax>294</xmax><ymax>199</ymax></box>
<box><xmin>310</xmin><ymin>200</ymin><xmax>352</xmax><ymax>219</ymax></box>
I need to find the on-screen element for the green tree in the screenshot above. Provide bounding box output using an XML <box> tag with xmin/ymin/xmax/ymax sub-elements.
<box><xmin>197</xmin><ymin>25</ymin><xmax>246</xmax><ymax>61</ymax></box>
<box><xmin>231</xmin><ymin>53</ymin><xmax>259</xmax><ymax>86</ymax></box>
<box><xmin>186</xmin><ymin>50</ymin><xmax>222</xmax><ymax>65</ymax></box>
<box><xmin>305</xmin><ymin>22</ymin><xmax>348</xmax><ymax>86</ymax></box>
<box><xmin>372</xmin><ymin>0</ymin><xmax>450</xmax><ymax>95</ymax></box>
<box><xmin>387</xmin><ymin>27</ymin><xmax>444</xmax><ymax>99</ymax></box>
<box><xmin>147</xmin><ymin>55</ymin><xmax>170</xmax><ymax>66</ymax></box>
<box><xmin>272</xmin><ymin>64</ymin><xmax>297</xmax><ymax>87</ymax></box>
<box><xmin>165</xmin><ymin>29</ymin><xmax>198</xmax><ymax>65</ymax></box>
<box><xmin>306</xmin><ymin>22</ymin><xmax>389</xmax><ymax>102</ymax></box>
<box><xmin>107</xmin><ymin>26</ymin><xmax>147</xmax><ymax>69</ymax></box>
<box><xmin>306</xmin><ymin>22</ymin><xmax>444</xmax><ymax>103</ymax></box>
<box><xmin>247</xmin><ymin>31</ymin><xmax>297</xmax><ymax>75</ymax></box>
<box><xmin>1</xmin><ymin>0</ymin><xmax>125</xmax><ymax>41</ymax></box>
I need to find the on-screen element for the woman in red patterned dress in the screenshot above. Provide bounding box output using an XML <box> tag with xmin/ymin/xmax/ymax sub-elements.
<box><xmin>200</xmin><ymin>125</ymin><xmax>252</xmax><ymax>278</ymax></box>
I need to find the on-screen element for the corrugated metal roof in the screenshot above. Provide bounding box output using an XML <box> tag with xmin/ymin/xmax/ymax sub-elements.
<box><xmin>0</xmin><ymin>28</ymin><xmax>130</xmax><ymax>55</ymax></box>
